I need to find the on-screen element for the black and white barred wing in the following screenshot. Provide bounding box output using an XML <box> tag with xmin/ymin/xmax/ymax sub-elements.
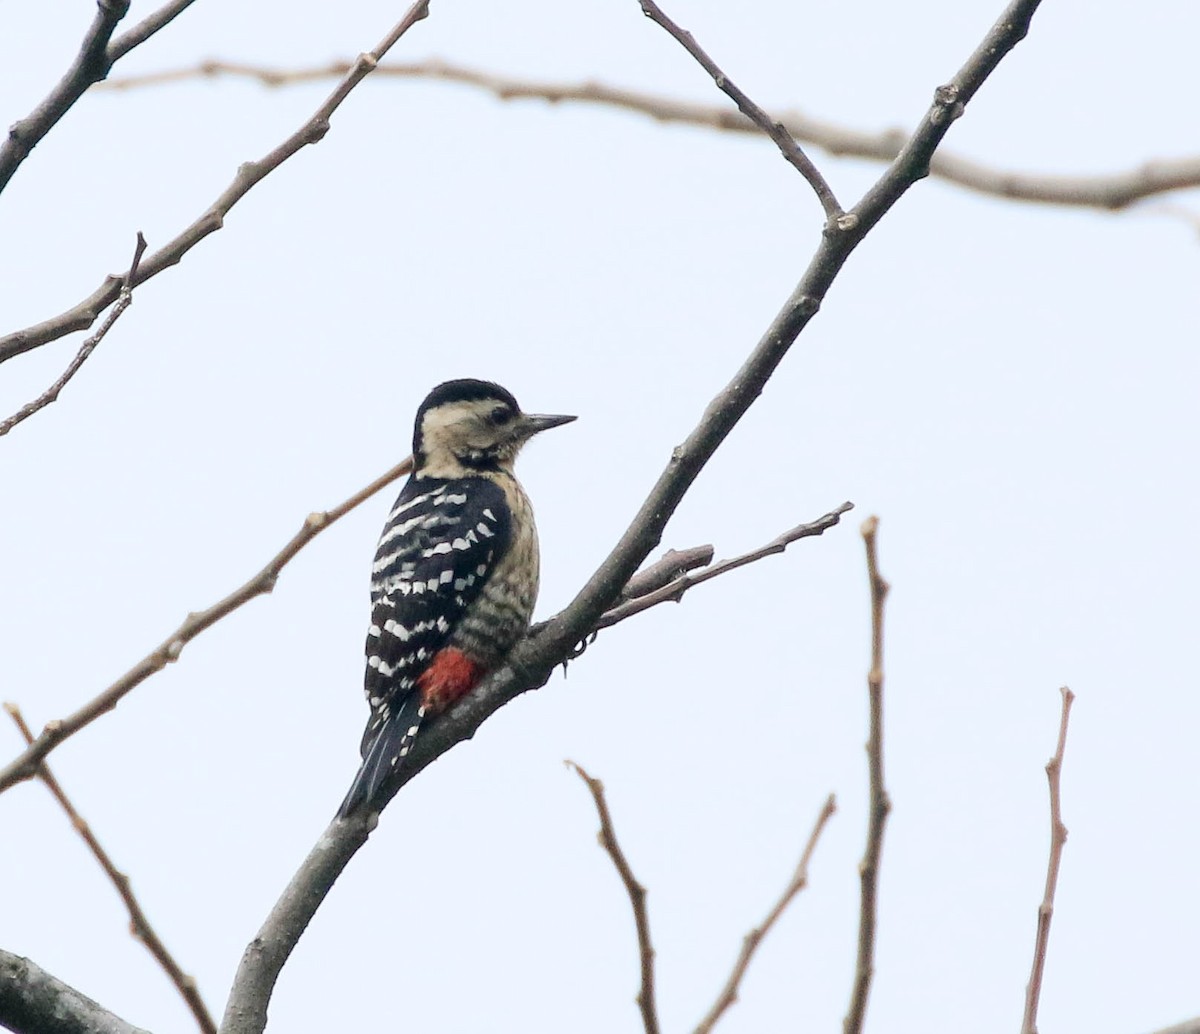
<box><xmin>361</xmin><ymin>477</ymin><xmax>512</xmax><ymax>751</ymax></box>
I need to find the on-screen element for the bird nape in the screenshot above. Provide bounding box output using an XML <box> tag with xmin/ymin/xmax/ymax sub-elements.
<box><xmin>337</xmin><ymin>379</ymin><xmax>576</xmax><ymax>818</ymax></box>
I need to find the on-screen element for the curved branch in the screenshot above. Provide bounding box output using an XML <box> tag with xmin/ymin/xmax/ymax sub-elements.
<box><xmin>0</xmin><ymin>950</ymin><xmax>150</xmax><ymax>1034</ymax></box>
<box><xmin>0</xmin><ymin>0</ymin><xmax>432</xmax><ymax>367</ymax></box>
<box><xmin>99</xmin><ymin>58</ymin><xmax>1200</xmax><ymax>213</ymax></box>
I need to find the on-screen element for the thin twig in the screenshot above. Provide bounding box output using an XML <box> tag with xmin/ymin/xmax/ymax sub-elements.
<box><xmin>1020</xmin><ymin>686</ymin><xmax>1075</xmax><ymax>1034</ymax></box>
<box><xmin>694</xmin><ymin>794</ymin><xmax>837</xmax><ymax>1034</ymax></box>
<box><xmin>567</xmin><ymin>762</ymin><xmax>660</xmax><ymax>1034</ymax></box>
<box><xmin>219</xmin><ymin>4</ymin><xmax>1045</xmax><ymax>1029</ymax></box>
<box><xmin>620</xmin><ymin>545</ymin><xmax>715</xmax><ymax>600</ymax></box>
<box><xmin>107</xmin><ymin>0</ymin><xmax>200</xmax><ymax>62</ymax></box>
<box><xmin>0</xmin><ymin>233</ymin><xmax>148</xmax><ymax>437</ymax></box>
<box><xmin>0</xmin><ymin>455</ymin><xmax>413</xmax><ymax>795</ymax></box>
<box><xmin>0</xmin><ymin>0</ymin><xmax>132</xmax><ymax>197</ymax></box>
<box><xmin>4</xmin><ymin>704</ymin><xmax>216</xmax><ymax>1034</ymax></box>
<box><xmin>843</xmin><ymin>516</ymin><xmax>892</xmax><ymax>1034</ymax></box>
<box><xmin>637</xmin><ymin>0</ymin><xmax>842</xmax><ymax>220</ymax></box>
<box><xmin>100</xmin><ymin>59</ymin><xmax>1200</xmax><ymax>213</ymax></box>
<box><xmin>0</xmin><ymin>0</ymin><xmax>433</xmax><ymax>367</ymax></box>
<box><xmin>597</xmin><ymin>502</ymin><xmax>853</xmax><ymax>630</ymax></box>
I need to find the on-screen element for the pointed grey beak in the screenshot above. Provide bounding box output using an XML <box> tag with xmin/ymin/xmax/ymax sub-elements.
<box><xmin>520</xmin><ymin>412</ymin><xmax>577</xmax><ymax>436</ymax></box>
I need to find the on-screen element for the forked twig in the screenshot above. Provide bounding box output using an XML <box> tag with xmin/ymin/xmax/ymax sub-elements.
<box><xmin>0</xmin><ymin>456</ymin><xmax>414</xmax><ymax>794</ymax></box>
<box><xmin>5</xmin><ymin>704</ymin><xmax>216</xmax><ymax>1034</ymax></box>
<box><xmin>0</xmin><ymin>233</ymin><xmax>148</xmax><ymax>437</ymax></box>
<box><xmin>637</xmin><ymin>0</ymin><xmax>842</xmax><ymax>220</ymax></box>
<box><xmin>567</xmin><ymin>761</ymin><xmax>660</xmax><ymax>1034</ymax></box>
<box><xmin>1020</xmin><ymin>686</ymin><xmax>1075</xmax><ymax>1034</ymax></box>
<box><xmin>694</xmin><ymin>794</ymin><xmax>837</xmax><ymax>1034</ymax></box>
<box><xmin>844</xmin><ymin>516</ymin><xmax>892</xmax><ymax>1034</ymax></box>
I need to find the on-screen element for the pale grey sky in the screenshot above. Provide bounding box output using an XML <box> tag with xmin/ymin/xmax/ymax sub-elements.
<box><xmin>1</xmin><ymin>1</ymin><xmax>1198</xmax><ymax>1032</ymax></box>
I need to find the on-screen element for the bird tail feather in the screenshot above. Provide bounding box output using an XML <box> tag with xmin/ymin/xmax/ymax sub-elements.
<box><xmin>337</xmin><ymin>701</ymin><xmax>426</xmax><ymax>818</ymax></box>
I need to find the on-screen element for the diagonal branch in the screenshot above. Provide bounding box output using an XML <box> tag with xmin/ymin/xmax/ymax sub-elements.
<box><xmin>218</xmin><ymin>2</ymin><xmax>1044</xmax><ymax>1028</ymax></box>
<box><xmin>568</xmin><ymin>762</ymin><xmax>660</xmax><ymax>1034</ymax></box>
<box><xmin>843</xmin><ymin>516</ymin><xmax>893</xmax><ymax>1034</ymax></box>
<box><xmin>98</xmin><ymin>59</ymin><xmax>1200</xmax><ymax>212</ymax></box>
<box><xmin>0</xmin><ymin>949</ymin><xmax>151</xmax><ymax>1034</ymax></box>
<box><xmin>0</xmin><ymin>0</ymin><xmax>132</xmax><ymax>197</ymax></box>
<box><xmin>0</xmin><ymin>456</ymin><xmax>414</xmax><ymax>795</ymax></box>
<box><xmin>0</xmin><ymin>232</ymin><xmax>147</xmax><ymax>437</ymax></box>
<box><xmin>694</xmin><ymin>793</ymin><xmax>837</xmax><ymax>1034</ymax></box>
<box><xmin>1020</xmin><ymin>685</ymin><xmax>1075</xmax><ymax>1034</ymax></box>
<box><xmin>637</xmin><ymin>0</ymin><xmax>842</xmax><ymax>220</ymax></box>
<box><xmin>4</xmin><ymin>704</ymin><xmax>216</xmax><ymax>1034</ymax></box>
<box><xmin>107</xmin><ymin>0</ymin><xmax>201</xmax><ymax>62</ymax></box>
<box><xmin>0</xmin><ymin>0</ymin><xmax>432</xmax><ymax>367</ymax></box>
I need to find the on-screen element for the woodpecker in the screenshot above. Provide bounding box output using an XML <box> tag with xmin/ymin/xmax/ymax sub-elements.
<box><xmin>338</xmin><ymin>379</ymin><xmax>575</xmax><ymax>818</ymax></box>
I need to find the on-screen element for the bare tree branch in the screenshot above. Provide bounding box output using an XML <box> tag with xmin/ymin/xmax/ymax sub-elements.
<box><xmin>1020</xmin><ymin>685</ymin><xmax>1076</xmax><ymax>1034</ymax></box>
<box><xmin>568</xmin><ymin>762</ymin><xmax>660</xmax><ymax>1034</ymax></box>
<box><xmin>637</xmin><ymin>0</ymin><xmax>842</xmax><ymax>220</ymax></box>
<box><xmin>4</xmin><ymin>704</ymin><xmax>216</xmax><ymax>1034</ymax></box>
<box><xmin>107</xmin><ymin>0</ymin><xmax>200</xmax><ymax>62</ymax></box>
<box><xmin>215</xmin><ymin>2</ymin><xmax>1043</xmax><ymax>1027</ymax></box>
<box><xmin>99</xmin><ymin>58</ymin><xmax>1200</xmax><ymax>213</ymax></box>
<box><xmin>0</xmin><ymin>233</ymin><xmax>147</xmax><ymax>438</ymax></box>
<box><xmin>0</xmin><ymin>0</ymin><xmax>432</xmax><ymax>367</ymax></box>
<box><xmin>0</xmin><ymin>456</ymin><xmax>414</xmax><ymax>795</ymax></box>
<box><xmin>1146</xmin><ymin>1022</ymin><xmax>1200</xmax><ymax>1034</ymax></box>
<box><xmin>0</xmin><ymin>949</ymin><xmax>150</xmax><ymax>1034</ymax></box>
<box><xmin>0</xmin><ymin>0</ymin><xmax>132</xmax><ymax>196</ymax></box>
<box><xmin>596</xmin><ymin>503</ymin><xmax>853</xmax><ymax>630</ymax></box>
<box><xmin>843</xmin><ymin>516</ymin><xmax>892</xmax><ymax>1034</ymax></box>
<box><xmin>694</xmin><ymin>793</ymin><xmax>837</xmax><ymax>1034</ymax></box>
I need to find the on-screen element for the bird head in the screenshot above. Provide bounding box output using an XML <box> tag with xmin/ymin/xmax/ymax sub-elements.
<box><xmin>412</xmin><ymin>379</ymin><xmax>576</xmax><ymax>478</ymax></box>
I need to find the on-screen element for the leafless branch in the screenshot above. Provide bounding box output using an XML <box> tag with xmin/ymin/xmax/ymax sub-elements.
<box><xmin>0</xmin><ymin>0</ymin><xmax>432</xmax><ymax>367</ymax></box>
<box><xmin>1020</xmin><ymin>685</ymin><xmax>1075</xmax><ymax>1034</ymax></box>
<box><xmin>597</xmin><ymin>502</ymin><xmax>853</xmax><ymax>630</ymax></box>
<box><xmin>4</xmin><ymin>704</ymin><xmax>215</xmax><ymax>1034</ymax></box>
<box><xmin>568</xmin><ymin>762</ymin><xmax>660</xmax><ymax>1034</ymax></box>
<box><xmin>843</xmin><ymin>515</ymin><xmax>892</xmax><ymax>1034</ymax></box>
<box><xmin>0</xmin><ymin>948</ymin><xmax>150</xmax><ymax>1034</ymax></box>
<box><xmin>0</xmin><ymin>0</ymin><xmax>132</xmax><ymax>196</ymax></box>
<box><xmin>695</xmin><ymin>793</ymin><xmax>837</xmax><ymax>1034</ymax></box>
<box><xmin>107</xmin><ymin>0</ymin><xmax>200</xmax><ymax>62</ymax></box>
<box><xmin>219</xmin><ymin>3</ymin><xmax>1043</xmax><ymax>1029</ymax></box>
<box><xmin>636</xmin><ymin>0</ymin><xmax>842</xmax><ymax>220</ymax></box>
<box><xmin>0</xmin><ymin>233</ymin><xmax>147</xmax><ymax>437</ymax></box>
<box><xmin>99</xmin><ymin>58</ymin><xmax>1200</xmax><ymax>212</ymax></box>
<box><xmin>620</xmin><ymin>545</ymin><xmax>714</xmax><ymax>600</ymax></box>
<box><xmin>0</xmin><ymin>456</ymin><xmax>414</xmax><ymax>796</ymax></box>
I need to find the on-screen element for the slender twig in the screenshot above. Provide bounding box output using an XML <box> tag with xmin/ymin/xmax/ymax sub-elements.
<box><xmin>0</xmin><ymin>455</ymin><xmax>413</xmax><ymax>795</ymax></box>
<box><xmin>0</xmin><ymin>0</ymin><xmax>432</xmax><ymax>367</ymax></box>
<box><xmin>0</xmin><ymin>233</ymin><xmax>147</xmax><ymax>437</ymax></box>
<box><xmin>637</xmin><ymin>0</ymin><xmax>842</xmax><ymax>220</ymax></box>
<box><xmin>219</xmin><ymin>4</ymin><xmax>1045</xmax><ymax>1030</ymax></box>
<box><xmin>567</xmin><ymin>762</ymin><xmax>660</xmax><ymax>1034</ymax></box>
<box><xmin>1020</xmin><ymin>686</ymin><xmax>1075</xmax><ymax>1034</ymax></box>
<box><xmin>4</xmin><ymin>704</ymin><xmax>215</xmax><ymax>1034</ymax></box>
<box><xmin>621</xmin><ymin>545</ymin><xmax>715</xmax><ymax>600</ymax></box>
<box><xmin>0</xmin><ymin>0</ymin><xmax>132</xmax><ymax>197</ymax></box>
<box><xmin>695</xmin><ymin>794</ymin><xmax>837</xmax><ymax>1034</ymax></box>
<box><xmin>0</xmin><ymin>949</ymin><xmax>151</xmax><ymax>1034</ymax></box>
<box><xmin>100</xmin><ymin>59</ymin><xmax>1200</xmax><ymax>213</ymax></box>
<box><xmin>597</xmin><ymin>502</ymin><xmax>853</xmax><ymax>630</ymax></box>
<box><xmin>844</xmin><ymin>516</ymin><xmax>892</xmax><ymax>1034</ymax></box>
<box><xmin>107</xmin><ymin>0</ymin><xmax>200</xmax><ymax>62</ymax></box>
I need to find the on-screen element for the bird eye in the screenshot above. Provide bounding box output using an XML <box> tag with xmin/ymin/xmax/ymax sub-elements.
<box><xmin>489</xmin><ymin>406</ymin><xmax>513</xmax><ymax>426</ymax></box>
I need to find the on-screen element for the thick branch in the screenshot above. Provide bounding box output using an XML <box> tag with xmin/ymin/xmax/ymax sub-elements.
<box><xmin>220</xmin><ymin>2</ymin><xmax>1042</xmax><ymax>1026</ymax></box>
<box><xmin>1020</xmin><ymin>686</ymin><xmax>1075</xmax><ymax>1034</ymax></box>
<box><xmin>0</xmin><ymin>0</ymin><xmax>432</xmax><ymax>367</ymax></box>
<box><xmin>694</xmin><ymin>793</ymin><xmax>837</xmax><ymax>1034</ymax></box>
<box><xmin>5</xmin><ymin>704</ymin><xmax>215</xmax><ymax>1034</ymax></box>
<box><xmin>568</xmin><ymin>762</ymin><xmax>660</xmax><ymax>1034</ymax></box>
<box><xmin>0</xmin><ymin>456</ymin><xmax>414</xmax><ymax>795</ymax></box>
<box><xmin>0</xmin><ymin>0</ymin><xmax>131</xmax><ymax>197</ymax></box>
<box><xmin>0</xmin><ymin>949</ymin><xmax>150</xmax><ymax>1034</ymax></box>
<box><xmin>98</xmin><ymin>58</ymin><xmax>1200</xmax><ymax>212</ymax></box>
